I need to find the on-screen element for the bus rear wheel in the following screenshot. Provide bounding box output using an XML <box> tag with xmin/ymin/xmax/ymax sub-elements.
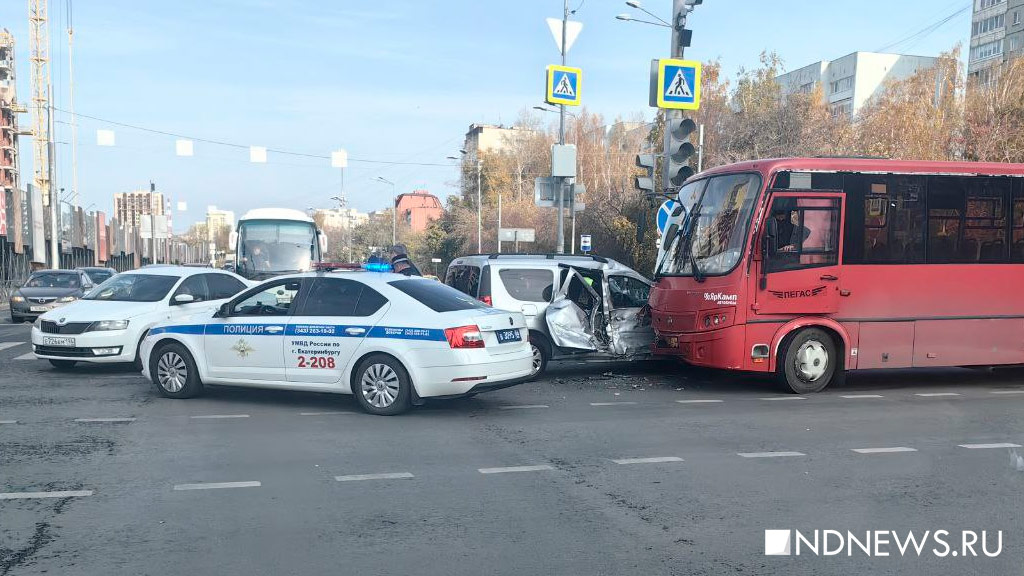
<box><xmin>777</xmin><ymin>328</ymin><xmax>838</xmax><ymax>394</ymax></box>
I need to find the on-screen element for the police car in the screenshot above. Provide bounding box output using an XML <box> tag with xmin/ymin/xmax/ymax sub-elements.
<box><xmin>140</xmin><ymin>271</ymin><xmax>533</xmax><ymax>415</ymax></box>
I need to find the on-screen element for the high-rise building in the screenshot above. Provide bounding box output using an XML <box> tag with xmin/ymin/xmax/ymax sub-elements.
<box><xmin>113</xmin><ymin>189</ymin><xmax>164</xmax><ymax>228</ymax></box>
<box><xmin>395</xmin><ymin>190</ymin><xmax>443</xmax><ymax>233</ymax></box>
<box><xmin>0</xmin><ymin>29</ymin><xmax>19</xmax><ymax>199</ymax></box>
<box><xmin>968</xmin><ymin>0</ymin><xmax>1023</xmax><ymax>84</ymax></box>
<box><xmin>777</xmin><ymin>51</ymin><xmax>938</xmax><ymax>117</ymax></box>
<box><xmin>463</xmin><ymin>124</ymin><xmax>538</xmax><ymax>155</ymax></box>
<box><xmin>313</xmin><ymin>207</ymin><xmax>368</xmax><ymax>230</ymax></box>
<box><xmin>205</xmin><ymin>206</ymin><xmax>235</xmax><ymax>241</ymax></box>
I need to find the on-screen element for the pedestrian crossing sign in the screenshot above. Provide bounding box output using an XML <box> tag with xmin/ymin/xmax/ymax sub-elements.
<box><xmin>656</xmin><ymin>59</ymin><xmax>701</xmax><ymax>110</ymax></box>
<box><xmin>546</xmin><ymin>64</ymin><xmax>582</xmax><ymax>106</ymax></box>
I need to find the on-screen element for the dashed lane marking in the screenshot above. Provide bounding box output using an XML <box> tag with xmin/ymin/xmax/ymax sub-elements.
<box><xmin>299</xmin><ymin>411</ymin><xmax>355</xmax><ymax>416</ymax></box>
<box><xmin>173</xmin><ymin>481</ymin><xmax>261</xmax><ymax>491</ymax></box>
<box><xmin>990</xmin><ymin>390</ymin><xmax>1024</xmax><ymax>395</ymax></box>
<box><xmin>841</xmin><ymin>394</ymin><xmax>884</xmax><ymax>399</ymax></box>
<box><xmin>958</xmin><ymin>443</ymin><xmax>1021</xmax><ymax>449</ymax></box>
<box><xmin>478</xmin><ymin>465</ymin><xmax>555</xmax><ymax>474</ymax></box>
<box><xmin>590</xmin><ymin>401</ymin><xmax>638</xmax><ymax>406</ymax></box>
<box><xmin>759</xmin><ymin>397</ymin><xmax>807</xmax><ymax>401</ymax></box>
<box><xmin>74</xmin><ymin>417</ymin><xmax>136</xmax><ymax>423</ymax></box>
<box><xmin>498</xmin><ymin>404</ymin><xmax>549</xmax><ymax>410</ymax></box>
<box><xmin>738</xmin><ymin>451</ymin><xmax>806</xmax><ymax>458</ymax></box>
<box><xmin>0</xmin><ymin>490</ymin><xmax>93</xmax><ymax>499</ymax></box>
<box><xmin>612</xmin><ymin>456</ymin><xmax>684</xmax><ymax>465</ymax></box>
<box><xmin>851</xmin><ymin>447</ymin><xmax>918</xmax><ymax>454</ymax></box>
<box><xmin>14</xmin><ymin>353</ymin><xmax>35</xmax><ymax>360</ymax></box>
<box><xmin>335</xmin><ymin>472</ymin><xmax>414</xmax><ymax>482</ymax></box>
<box><xmin>0</xmin><ymin>420</ymin><xmax>16</xmax><ymax>424</ymax></box>
<box><xmin>676</xmin><ymin>399</ymin><xmax>724</xmax><ymax>404</ymax></box>
<box><xmin>0</xmin><ymin>342</ymin><xmax>25</xmax><ymax>351</ymax></box>
<box><xmin>915</xmin><ymin>392</ymin><xmax>961</xmax><ymax>397</ymax></box>
<box><xmin>189</xmin><ymin>414</ymin><xmax>250</xmax><ymax>419</ymax></box>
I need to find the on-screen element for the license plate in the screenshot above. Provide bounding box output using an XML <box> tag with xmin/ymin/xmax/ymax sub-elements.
<box><xmin>42</xmin><ymin>336</ymin><xmax>75</xmax><ymax>347</ymax></box>
<box><xmin>495</xmin><ymin>328</ymin><xmax>521</xmax><ymax>344</ymax></box>
<box><xmin>30</xmin><ymin>306</ymin><xmax>50</xmax><ymax>312</ymax></box>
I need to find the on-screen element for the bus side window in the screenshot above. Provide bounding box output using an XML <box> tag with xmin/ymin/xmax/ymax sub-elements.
<box><xmin>1014</xmin><ymin>179</ymin><xmax>1024</xmax><ymax>262</ymax></box>
<box><xmin>765</xmin><ymin>197</ymin><xmax>841</xmax><ymax>273</ymax></box>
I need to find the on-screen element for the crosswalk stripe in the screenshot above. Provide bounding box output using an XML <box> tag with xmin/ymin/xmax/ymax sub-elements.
<box><xmin>14</xmin><ymin>352</ymin><xmax>35</xmax><ymax>360</ymax></box>
<box><xmin>0</xmin><ymin>342</ymin><xmax>26</xmax><ymax>351</ymax></box>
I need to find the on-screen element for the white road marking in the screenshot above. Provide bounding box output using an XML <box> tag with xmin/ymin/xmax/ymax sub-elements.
<box><xmin>0</xmin><ymin>420</ymin><xmax>16</xmax><ymax>424</ymax></box>
<box><xmin>14</xmin><ymin>353</ymin><xmax>35</xmax><ymax>360</ymax></box>
<box><xmin>759</xmin><ymin>397</ymin><xmax>807</xmax><ymax>401</ymax></box>
<box><xmin>958</xmin><ymin>443</ymin><xmax>1022</xmax><ymax>449</ymax></box>
<box><xmin>990</xmin><ymin>390</ymin><xmax>1024</xmax><ymax>395</ymax></box>
<box><xmin>841</xmin><ymin>394</ymin><xmax>884</xmax><ymax>399</ymax></box>
<box><xmin>299</xmin><ymin>411</ymin><xmax>355</xmax><ymax>416</ymax></box>
<box><xmin>0</xmin><ymin>342</ymin><xmax>25</xmax><ymax>351</ymax></box>
<box><xmin>0</xmin><ymin>490</ymin><xmax>93</xmax><ymax>499</ymax></box>
<box><xmin>612</xmin><ymin>456</ymin><xmax>684</xmax><ymax>465</ymax></box>
<box><xmin>478</xmin><ymin>465</ymin><xmax>555</xmax><ymax>474</ymax></box>
<box><xmin>335</xmin><ymin>472</ymin><xmax>414</xmax><ymax>482</ymax></box>
<box><xmin>915</xmin><ymin>392</ymin><xmax>960</xmax><ymax>397</ymax></box>
<box><xmin>738</xmin><ymin>451</ymin><xmax>806</xmax><ymax>458</ymax></box>
<box><xmin>173</xmin><ymin>481</ymin><xmax>261</xmax><ymax>491</ymax></box>
<box><xmin>189</xmin><ymin>414</ymin><xmax>250</xmax><ymax>419</ymax></box>
<box><xmin>498</xmin><ymin>404</ymin><xmax>549</xmax><ymax>410</ymax></box>
<box><xmin>74</xmin><ymin>417</ymin><xmax>136</xmax><ymax>423</ymax></box>
<box><xmin>590</xmin><ymin>401</ymin><xmax>638</xmax><ymax>406</ymax></box>
<box><xmin>851</xmin><ymin>447</ymin><xmax>917</xmax><ymax>454</ymax></box>
<box><xmin>676</xmin><ymin>399</ymin><xmax>724</xmax><ymax>404</ymax></box>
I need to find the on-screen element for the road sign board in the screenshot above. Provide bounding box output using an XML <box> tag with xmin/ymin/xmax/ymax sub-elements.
<box><xmin>546</xmin><ymin>65</ymin><xmax>582</xmax><ymax>107</ymax></box>
<box><xmin>535</xmin><ymin>177</ymin><xmax>557</xmax><ymax>207</ymax></box>
<box><xmin>580</xmin><ymin>234</ymin><xmax>592</xmax><ymax>253</ymax></box>
<box><xmin>657</xmin><ymin>200</ymin><xmax>678</xmax><ymax>233</ymax></box>
<box><xmin>655</xmin><ymin>59</ymin><xmax>701</xmax><ymax>110</ymax></box>
<box><xmin>546</xmin><ymin>18</ymin><xmax>583</xmax><ymax>55</ymax></box>
<box><xmin>430</xmin><ymin>258</ymin><xmax>442</xmax><ymax>263</ymax></box>
<box><xmin>499</xmin><ymin>228</ymin><xmax>536</xmax><ymax>242</ymax></box>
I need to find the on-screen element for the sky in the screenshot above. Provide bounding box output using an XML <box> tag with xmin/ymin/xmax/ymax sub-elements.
<box><xmin>0</xmin><ymin>0</ymin><xmax>972</xmax><ymax>229</ymax></box>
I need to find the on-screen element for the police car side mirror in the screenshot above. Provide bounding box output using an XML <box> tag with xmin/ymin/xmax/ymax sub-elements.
<box><xmin>172</xmin><ymin>294</ymin><xmax>195</xmax><ymax>305</ymax></box>
<box><xmin>214</xmin><ymin>302</ymin><xmax>231</xmax><ymax>318</ymax></box>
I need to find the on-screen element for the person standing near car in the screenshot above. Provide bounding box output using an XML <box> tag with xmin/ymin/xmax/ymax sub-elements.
<box><xmin>390</xmin><ymin>244</ymin><xmax>421</xmax><ymax>276</ymax></box>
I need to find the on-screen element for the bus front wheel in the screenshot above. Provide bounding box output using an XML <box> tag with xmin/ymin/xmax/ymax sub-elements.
<box><xmin>777</xmin><ymin>328</ymin><xmax>838</xmax><ymax>394</ymax></box>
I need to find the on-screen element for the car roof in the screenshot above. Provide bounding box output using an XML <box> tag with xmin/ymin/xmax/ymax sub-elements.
<box><xmin>449</xmin><ymin>254</ymin><xmax>634</xmax><ymax>273</ymax></box>
<box><xmin>77</xmin><ymin>266</ymin><xmax>114</xmax><ymax>271</ymax></box>
<box><xmin>120</xmin><ymin>265</ymin><xmax>241</xmax><ymax>278</ymax></box>
<box><xmin>31</xmin><ymin>269</ymin><xmax>81</xmax><ymax>275</ymax></box>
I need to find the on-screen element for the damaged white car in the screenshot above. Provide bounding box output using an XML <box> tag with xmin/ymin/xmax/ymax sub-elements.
<box><xmin>445</xmin><ymin>254</ymin><xmax>655</xmax><ymax>377</ymax></box>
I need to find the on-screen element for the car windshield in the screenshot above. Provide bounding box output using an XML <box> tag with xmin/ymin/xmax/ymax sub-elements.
<box><xmin>660</xmin><ymin>173</ymin><xmax>762</xmax><ymax>277</ymax></box>
<box><xmin>83</xmin><ymin>274</ymin><xmax>179</xmax><ymax>302</ymax></box>
<box><xmin>389</xmin><ymin>279</ymin><xmax>489</xmax><ymax>312</ymax></box>
<box><xmin>238</xmin><ymin>220</ymin><xmax>316</xmax><ymax>275</ymax></box>
<box><xmin>25</xmin><ymin>272</ymin><xmax>80</xmax><ymax>288</ymax></box>
<box><xmin>85</xmin><ymin>270</ymin><xmax>115</xmax><ymax>283</ymax></box>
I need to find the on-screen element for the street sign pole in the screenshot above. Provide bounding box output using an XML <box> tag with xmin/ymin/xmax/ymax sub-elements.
<box><xmin>556</xmin><ymin>0</ymin><xmax>568</xmax><ymax>254</ymax></box>
<box><xmin>663</xmin><ymin>0</ymin><xmax>686</xmax><ymax>194</ymax></box>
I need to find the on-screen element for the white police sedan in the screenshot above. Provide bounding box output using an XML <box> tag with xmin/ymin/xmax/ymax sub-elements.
<box><xmin>140</xmin><ymin>272</ymin><xmax>533</xmax><ymax>415</ymax></box>
<box><xmin>32</xmin><ymin>267</ymin><xmax>248</xmax><ymax>370</ymax></box>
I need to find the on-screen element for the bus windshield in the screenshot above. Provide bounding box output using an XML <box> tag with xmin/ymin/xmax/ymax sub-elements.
<box><xmin>237</xmin><ymin>219</ymin><xmax>318</xmax><ymax>278</ymax></box>
<box><xmin>660</xmin><ymin>173</ymin><xmax>762</xmax><ymax>277</ymax></box>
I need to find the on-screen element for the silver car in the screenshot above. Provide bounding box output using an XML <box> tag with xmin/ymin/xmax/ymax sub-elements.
<box><xmin>445</xmin><ymin>254</ymin><xmax>654</xmax><ymax>377</ymax></box>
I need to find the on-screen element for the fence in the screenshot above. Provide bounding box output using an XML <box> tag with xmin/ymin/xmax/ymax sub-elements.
<box><xmin>0</xmin><ymin>237</ymin><xmax>30</xmax><ymax>304</ymax></box>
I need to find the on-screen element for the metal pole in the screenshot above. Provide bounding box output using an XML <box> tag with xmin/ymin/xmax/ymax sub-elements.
<box><xmin>391</xmin><ymin>181</ymin><xmax>397</xmax><ymax>246</ymax></box>
<box><xmin>476</xmin><ymin>158</ymin><xmax>482</xmax><ymax>252</ymax></box>
<box><xmin>68</xmin><ymin>4</ymin><xmax>79</xmax><ymax>209</ymax></box>
<box><xmin>555</xmin><ymin>0</ymin><xmax>569</xmax><ymax>254</ymax></box>
<box><xmin>497</xmin><ymin>191</ymin><xmax>502</xmax><ymax>253</ymax></box>
<box><xmin>698</xmin><ymin>123</ymin><xmax>704</xmax><ymax>173</ymax></box>
<box><xmin>47</xmin><ymin>85</ymin><xmax>58</xmax><ymax>269</ymax></box>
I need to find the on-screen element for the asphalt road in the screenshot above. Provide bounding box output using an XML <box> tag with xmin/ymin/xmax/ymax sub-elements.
<box><xmin>1</xmin><ymin>318</ymin><xmax>1022</xmax><ymax>575</ymax></box>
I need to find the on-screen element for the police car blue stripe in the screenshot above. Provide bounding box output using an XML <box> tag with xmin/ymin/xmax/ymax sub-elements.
<box><xmin>149</xmin><ymin>323</ymin><xmax>446</xmax><ymax>341</ymax></box>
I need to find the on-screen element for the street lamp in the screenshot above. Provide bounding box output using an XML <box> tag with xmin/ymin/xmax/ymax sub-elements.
<box><xmin>615</xmin><ymin>1</ymin><xmax>670</xmax><ymax>27</ymax></box>
<box><xmin>375</xmin><ymin>176</ymin><xmax>397</xmax><ymax>246</ymax></box>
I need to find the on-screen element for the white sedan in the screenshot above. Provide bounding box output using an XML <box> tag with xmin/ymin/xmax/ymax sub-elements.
<box><xmin>140</xmin><ymin>272</ymin><xmax>533</xmax><ymax>415</ymax></box>
<box><xmin>31</xmin><ymin>267</ymin><xmax>249</xmax><ymax>370</ymax></box>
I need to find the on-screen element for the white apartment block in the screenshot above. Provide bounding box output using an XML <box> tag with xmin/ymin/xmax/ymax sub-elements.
<box><xmin>967</xmin><ymin>0</ymin><xmax>1024</xmax><ymax>84</ymax></box>
<box><xmin>777</xmin><ymin>52</ymin><xmax>938</xmax><ymax>117</ymax></box>
<box><xmin>314</xmin><ymin>207</ymin><xmax>368</xmax><ymax>230</ymax></box>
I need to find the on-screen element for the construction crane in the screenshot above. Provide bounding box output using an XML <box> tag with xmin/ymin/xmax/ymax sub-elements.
<box><xmin>28</xmin><ymin>0</ymin><xmax>58</xmax><ymax>268</ymax></box>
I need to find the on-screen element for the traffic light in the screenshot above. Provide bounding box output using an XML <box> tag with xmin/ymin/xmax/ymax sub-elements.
<box><xmin>635</xmin><ymin>153</ymin><xmax>656</xmax><ymax>196</ymax></box>
<box><xmin>665</xmin><ymin>117</ymin><xmax>697</xmax><ymax>188</ymax></box>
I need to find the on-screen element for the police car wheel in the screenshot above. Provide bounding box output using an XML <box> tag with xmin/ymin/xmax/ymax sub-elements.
<box><xmin>353</xmin><ymin>355</ymin><xmax>411</xmax><ymax>416</ymax></box>
<box><xmin>151</xmin><ymin>342</ymin><xmax>203</xmax><ymax>399</ymax></box>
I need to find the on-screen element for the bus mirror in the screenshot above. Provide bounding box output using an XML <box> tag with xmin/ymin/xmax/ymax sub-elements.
<box><xmin>318</xmin><ymin>231</ymin><xmax>328</xmax><ymax>254</ymax></box>
<box><xmin>229</xmin><ymin>231</ymin><xmax>238</xmax><ymax>249</ymax></box>
<box><xmin>764</xmin><ymin>218</ymin><xmax>779</xmax><ymax>253</ymax></box>
<box><xmin>662</xmin><ymin>224</ymin><xmax>678</xmax><ymax>251</ymax></box>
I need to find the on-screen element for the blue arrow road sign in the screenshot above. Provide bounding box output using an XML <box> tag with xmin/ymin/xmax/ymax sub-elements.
<box><xmin>657</xmin><ymin>200</ymin><xmax>678</xmax><ymax>233</ymax></box>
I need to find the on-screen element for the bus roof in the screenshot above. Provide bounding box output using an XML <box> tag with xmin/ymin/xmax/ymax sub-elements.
<box><xmin>238</xmin><ymin>208</ymin><xmax>315</xmax><ymax>223</ymax></box>
<box><xmin>693</xmin><ymin>157</ymin><xmax>1024</xmax><ymax>182</ymax></box>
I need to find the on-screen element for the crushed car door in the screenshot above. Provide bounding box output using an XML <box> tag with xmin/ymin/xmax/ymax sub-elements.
<box><xmin>606</xmin><ymin>274</ymin><xmax>655</xmax><ymax>356</ymax></box>
<box><xmin>545</xmin><ymin>267</ymin><xmax>601</xmax><ymax>350</ymax></box>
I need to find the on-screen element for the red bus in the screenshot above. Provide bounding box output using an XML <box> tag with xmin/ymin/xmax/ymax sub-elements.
<box><xmin>650</xmin><ymin>157</ymin><xmax>1024</xmax><ymax>393</ymax></box>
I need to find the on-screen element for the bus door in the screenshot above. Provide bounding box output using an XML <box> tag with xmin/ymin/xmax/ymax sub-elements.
<box><xmin>753</xmin><ymin>191</ymin><xmax>845</xmax><ymax>316</ymax></box>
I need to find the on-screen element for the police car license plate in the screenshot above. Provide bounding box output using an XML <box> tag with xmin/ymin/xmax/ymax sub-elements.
<box><xmin>496</xmin><ymin>329</ymin><xmax>521</xmax><ymax>344</ymax></box>
<box><xmin>42</xmin><ymin>336</ymin><xmax>75</xmax><ymax>347</ymax></box>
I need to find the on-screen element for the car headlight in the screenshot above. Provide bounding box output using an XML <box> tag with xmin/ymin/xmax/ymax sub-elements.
<box><xmin>58</xmin><ymin>296</ymin><xmax>77</xmax><ymax>303</ymax></box>
<box><xmin>88</xmin><ymin>320</ymin><xmax>129</xmax><ymax>331</ymax></box>
<box><xmin>11</xmin><ymin>295</ymin><xmax>24</xmax><ymax>303</ymax></box>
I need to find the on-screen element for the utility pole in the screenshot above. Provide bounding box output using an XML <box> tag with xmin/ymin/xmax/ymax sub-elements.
<box><xmin>67</xmin><ymin>0</ymin><xmax>79</xmax><ymax>209</ymax></box>
<box><xmin>663</xmin><ymin>0</ymin><xmax>687</xmax><ymax>193</ymax></box>
<box><xmin>475</xmin><ymin>156</ymin><xmax>482</xmax><ymax>252</ymax></box>
<box><xmin>28</xmin><ymin>0</ymin><xmax>56</xmax><ymax>267</ymax></box>
<box><xmin>555</xmin><ymin>0</ymin><xmax>569</xmax><ymax>254</ymax></box>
